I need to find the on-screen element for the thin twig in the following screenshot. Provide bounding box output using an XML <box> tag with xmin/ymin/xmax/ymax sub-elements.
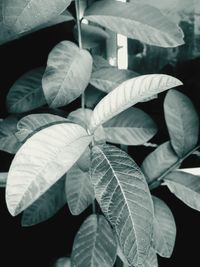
<box><xmin>75</xmin><ymin>0</ymin><xmax>82</xmax><ymax>49</ymax></box>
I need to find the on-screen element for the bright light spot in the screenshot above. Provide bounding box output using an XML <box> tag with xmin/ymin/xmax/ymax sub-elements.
<box><xmin>82</xmin><ymin>19</ymin><xmax>88</xmax><ymax>24</ymax></box>
<box><xmin>108</xmin><ymin>57</ymin><xmax>117</xmax><ymax>66</ymax></box>
<box><xmin>117</xmin><ymin>34</ymin><xmax>128</xmax><ymax>69</ymax></box>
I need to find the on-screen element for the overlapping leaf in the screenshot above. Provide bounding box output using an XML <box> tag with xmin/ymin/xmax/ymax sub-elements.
<box><xmin>65</xmin><ymin>163</ymin><xmax>94</xmax><ymax>215</ymax></box>
<box><xmin>164</xmin><ymin>171</ymin><xmax>200</xmax><ymax>211</ymax></box>
<box><xmin>42</xmin><ymin>41</ymin><xmax>93</xmax><ymax>108</ymax></box>
<box><xmin>164</xmin><ymin>90</ymin><xmax>199</xmax><ymax>157</ymax></box>
<box><xmin>143</xmin><ymin>247</ymin><xmax>158</xmax><ymax>267</ymax></box>
<box><xmin>85</xmin><ymin>86</ymin><xmax>105</xmax><ymax>109</ymax></box>
<box><xmin>84</xmin><ymin>0</ymin><xmax>184</xmax><ymax>47</ymax></box>
<box><xmin>6</xmin><ymin>123</ymin><xmax>92</xmax><ymax>216</ymax></box>
<box><xmin>103</xmin><ymin>107</ymin><xmax>157</xmax><ymax>145</ymax></box>
<box><xmin>89</xmin><ymin>74</ymin><xmax>182</xmax><ymax>132</ymax></box>
<box><xmin>6</xmin><ymin>68</ymin><xmax>46</xmax><ymax>113</ymax></box>
<box><xmin>152</xmin><ymin>196</ymin><xmax>176</xmax><ymax>258</ymax></box>
<box><xmin>68</xmin><ymin>108</ymin><xmax>93</xmax><ymax>129</ymax></box>
<box><xmin>91</xmin><ymin>144</ymin><xmax>153</xmax><ymax>266</ymax></box>
<box><xmin>22</xmin><ymin>176</ymin><xmax>67</xmax><ymax>226</ymax></box>
<box><xmin>71</xmin><ymin>214</ymin><xmax>117</xmax><ymax>267</ymax></box>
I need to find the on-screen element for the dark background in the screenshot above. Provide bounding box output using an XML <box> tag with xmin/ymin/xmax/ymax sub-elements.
<box><xmin>0</xmin><ymin>19</ymin><xmax>200</xmax><ymax>267</ymax></box>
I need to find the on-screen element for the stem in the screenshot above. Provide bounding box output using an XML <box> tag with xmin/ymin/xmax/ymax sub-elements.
<box><xmin>92</xmin><ymin>201</ymin><xmax>96</xmax><ymax>214</ymax></box>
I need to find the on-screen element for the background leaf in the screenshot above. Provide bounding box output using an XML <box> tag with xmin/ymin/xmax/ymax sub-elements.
<box><xmin>103</xmin><ymin>107</ymin><xmax>157</xmax><ymax>145</ymax></box>
<box><xmin>92</xmin><ymin>55</ymin><xmax>111</xmax><ymax>72</ymax></box>
<box><xmin>6</xmin><ymin>68</ymin><xmax>46</xmax><ymax>113</ymax></box>
<box><xmin>42</xmin><ymin>41</ymin><xmax>92</xmax><ymax>108</ymax></box>
<box><xmin>152</xmin><ymin>196</ymin><xmax>176</xmax><ymax>258</ymax></box>
<box><xmin>71</xmin><ymin>214</ymin><xmax>117</xmax><ymax>267</ymax></box>
<box><xmin>164</xmin><ymin>90</ymin><xmax>199</xmax><ymax>157</ymax></box>
<box><xmin>84</xmin><ymin>0</ymin><xmax>184</xmax><ymax>47</ymax></box>
<box><xmin>89</xmin><ymin>74</ymin><xmax>182</xmax><ymax>132</ymax></box>
<box><xmin>22</xmin><ymin>176</ymin><xmax>67</xmax><ymax>226</ymax></box>
<box><xmin>65</xmin><ymin>163</ymin><xmax>94</xmax><ymax>215</ymax></box>
<box><xmin>91</xmin><ymin>144</ymin><xmax>153</xmax><ymax>266</ymax></box>
<box><xmin>85</xmin><ymin>86</ymin><xmax>105</xmax><ymax>109</ymax></box>
<box><xmin>6</xmin><ymin>123</ymin><xmax>92</xmax><ymax>216</ymax></box>
<box><xmin>164</xmin><ymin>171</ymin><xmax>200</xmax><ymax>211</ymax></box>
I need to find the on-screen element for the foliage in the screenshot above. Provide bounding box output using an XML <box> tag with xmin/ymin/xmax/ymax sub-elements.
<box><xmin>0</xmin><ymin>0</ymin><xmax>199</xmax><ymax>266</ymax></box>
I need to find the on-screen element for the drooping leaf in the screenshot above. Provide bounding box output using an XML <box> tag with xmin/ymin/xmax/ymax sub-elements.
<box><xmin>164</xmin><ymin>90</ymin><xmax>199</xmax><ymax>158</ymax></box>
<box><xmin>65</xmin><ymin>163</ymin><xmax>94</xmax><ymax>215</ymax></box>
<box><xmin>16</xmin><ymin>113</ymin><xmax>69</xmax><ymax>142</ymax></box>
<box><xmin>89</xmin><ymin>74</ymin><xmax>182</xmax><ymax>132</ymax></box>
<box><xmin>71</xmin><ymin>214</ymin><xmax>117</xmax><ymax>267</ymax></box>
<box><xmin>3</xmin><ymin>0</ymin><xmax>72</xmax><ymax>34</ymax></box>
<box><xmin>91</xmin><ymin>144</ymin><xmax>154</xmax><ymax>266</ymax></box>
<box><xmin>0</xmin><ymin>115</ymin><xmax>22</xmax><ymax>154</ymax></box>
<box><xmin>84</xmin><ymin>0</ymin><xmax>184</xmax><ymax>47</ymax></box>
<box><xmin>164</xmin><ymin>171</ymin><xmax>200</xmax><ymax>211</ymax></box>
<box><xmin>6</xmin><ymin>68</ymin><xmax>46</xmax><ymax>113</ymax></box>
<box><xmin>74</xmin><ymin>23</ymin><xmax>109</xmax><ymax>49</ymax></box>
<box><xmin>141</xmin><ymin>141</ymin><xmax>179</xmax><ymax>185</ymax></box>
<box><xmin>92</xmin><ymin>55</ymin><xmax>111</xmax><ymax>72</ymax></box>
<box><xmin>152</xmin><ymin>196</ymin><xmax>176</xmax><ymax>258</ymax></box>
<box><xmin>54</xmin><ymin>257</ymin><xmax>71</xmax><ymax>267</ymax></box>
<box><xmin>42</xmin><ymin>41</ymin><xmax>93</xmax><ymax>108</ymax></box>
<box><xmin>143</xmin><ymin>247</ymin><xmax>158</xmax><ymax>267</ymax></box>
<box><xmin>22</xmin><ymin>176</ymin><xmax>67</xmax><ymax>226</ymax></box>
<box><xmin>103</xmin><ymin>107</ymin><xmax>157</xmax><ymax>145</ymax></box>
<box><xmin>6</xmin><ymin>123</ymin><xmax>92</xmax><ymax>216</ymax></box>
<box><xmin>90</xmin><ymin>66</ymin><xmax>139</xmax><ymax>93</ymax></box>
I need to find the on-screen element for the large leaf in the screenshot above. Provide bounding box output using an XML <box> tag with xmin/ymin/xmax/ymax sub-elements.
<box><xmin>143</xmin><ymin>247</ymin><xmax>158</xmax><ymax>267</ymax></box>
<box><xmin>164</xmin><ymin>171</ymin><xmax>200</xmax><ymax>211</ymax></box>
<box><xmin>103</xmin><ymin>107</ymin><xmax>157</xmax><ymax>145</ymax></box>
<box><xmin>152</xmin><ymin>196</ymin><xmax>176</xmax><ymax>258</ymax></box>
<box><xmin>89</xmin><ymin>74</ymin><xmax>182</xmax><ymax>132</ymax></box>
<box><xmin>91</xmin><ymin>144</ymin><xmax>154</xmax><ymax>266</ymax></box>
<box><xmin>42</xmin><ymin>41</ymin><xmax>93</xmax><ymax>108</ymax></box>
<box><xmin>71</xmin><ymin>214</ymin><xmax>117</xmax><ymax>267</ymax></box>
<box><xmin>6</xmin><ymin>123</ymin><xmax>92</xmax><ymax>216</ymax></box>
<box><xmin>90</xmin><ymin>66</ymin><xmax>139</xmax><ymax>93</ymax></box>
<box><xmin>65</xmin><ymin>163</ymin><xmax>94</xmax><ymax>215</ymax></box>
<box><xmin>141</xmin><ymin>141</ymin><xmax>179</xmax><ymax>185</ymax></box>
<box><xmin>84</xmin><ymin>0</ymin><xmax>184</xmax><ymax>47</ymax></box>
<box><xmin>22</xmin><ymin>176</ymin><xmax>66</xmax><ymax>226</ymax></box>
<box><xmin>164</xmin><ymin>90</ymin><xmax>199</xmax><ymax>158</ymax></box>
<box><xmin>0</xmin><ymin>115</ymin><xmax>22</xmax><ymax>154</ymax></box>
<box><xmin>6</xmin><ymin>68</ymin><xmax>46</xmax><ymax>113</ymax></box>
<box><xmin>3</xmin><ymin>0</ymin><xmax>72</xmax><ymax>34</ymax></box>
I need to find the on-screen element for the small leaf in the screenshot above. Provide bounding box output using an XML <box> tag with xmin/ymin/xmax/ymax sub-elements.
<box><xmin>92</xmin><ymin>55</ymin><xmax>111</xmax><ymax>72</ymax></box>
<box><xmin>6</xmin><ymin>123</ymin><xmax>92</xmax><ymax>216</ymax></box>
<box><xmin>6</xmin><ymin>68</ymin><xmax>46</xmax><ymax>113</ymax></box>
<box><xmin>143</xmin><ymin>247</ymin><xmax>158</xmax><ymax>267</ymax></box>
<box><xmin>103</xmin><ymin>107</ymin><xmax>157</xmax><ymax>145</ymax></box>
<box><xmin>84</xmin><ymin>0</ymin><xmax>184</xmax><ymax>47</ymax></box>
<box><xmin>42</xmin><ymin>41</ymin><xmax>93</xmax><ymax>108</ymax></box>
<box><xmin>164</xmin><ymin>171</ymin><xmax>200</xmax><ymax>211</ymax></box>
<box><xmin>89</xmin><ymin>74</ymin><xmax>182</xmax><ymax>132</ymax></box>
<box><xmin>65</xmin><ymin>163</ymin><xmax>94</xmax><ymax>215</ymax></box>
<box><xmin>90</xmin><ymin>66</ymin><xmax>139</xmax><ymax>93</ymax></box>
<box><xmin>141</xmin><ymin>141</ymin><xmax>179</xmax><ymax>185</ymax></box>
<box><xmin>152</xmin><ymin>196</ymin><xmax>176</xmax><ymax>258</ymax></box>
<box><xmin>91</xmin><ymin>144</ymin><xmax>153</xmax><ymax>266</ymax></box>
<box><xmin>3</xmin><ymin>0</ymin><xmax>72</xmax><ymax>33</ymax></box>
<box><xmin>0</xmin><ymin>115</ymin><xmax>22</xmax><ymax>154</ymax></box>
<box><xmin>71</xmin><ymin>214</ymin><xmax>117</xmax><ymax>267</ymax></box>
<box><xmin>164</xmin><ymin>90</ymin><xmax>199</xmax><ymax>157</ymax></box>
<box><xmin>22</xmin><ymin>176</ymin><xmax>66</xmax><ymax>226</ymax></box>
<box><xmin>54</xmin><ymin>257</ymin><xmax>71</xmax><ymax>267</ymax></box>
<box><xmin>85</xmin><ymin>85</ymin><xmax>105</xmax><ymax>109</ymax></box>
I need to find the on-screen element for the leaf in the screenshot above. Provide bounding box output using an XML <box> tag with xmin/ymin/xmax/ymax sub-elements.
<box><xmin>152</xmin><ymin>196</ymin><xmax>176</xmax><ymax>258</ymax></box>
<box><xmin>103</xmin><ymin>107</ymin><xmax>157</xmax><ymax>145</ymax></box>
<box><xmin>90</xmin><ymin>66</ymin><xmax>139</xmax><ymax>93</ymax></box>
<box><xmin>6</xmin><ymin>68</ymin><xmax>46</xmax><ymax>113</ymax></box>
<box><xmin>164</xmin><ymin>171</ymin><xmax>200</xmax><ymax>211</ymax></box>
<box><xmin>42</xmin><ymin>41</ymin><xmax>93</xmax><ymax>108</ymax></box>
<box><xmin>85</xmin><ymin>85</ymin><xmax>105</xmax><ymax>109</ymax></box>
<box><xmin>164</xmin><ymin>90</ymin><xmax>199</xmax><ymax>158</ymax></box>
<box><xmin>91</xmin><ymin>144</ymin><xmax>154</xmax><ymax>266</ymax></box>
<box><xmin>22</xmin><ymin>176</ymin><xmax>66</xmax><ymax>226</ymax></box>
<box><xmin>92</xmin><ymin>55</ymin><xmax>111</xmax><ymax>72</ymax></box>
<box><xmin>141</xmin><ymin>141</ymin><xmax>179</xmax><ymax>185</ymax></box>
<box><xmin>54</xmin><ymin>257</ymin><xmax>71</xmax><ymax>267</ymax></box>
<box><xmin>84</xmin><ymin>0</ymin><xmax>184</xmax><ymax>47</ymax></box>
<box><xmin>68</xmin><ymin>108</ymin><xmax>93</xmax><ymax>129</ymax></box>
<box><xmin>3</xmin><ymin>0</ymin><xmax>72</xmax><ymax>34</ymax></box>
<box><xmin>74</xmin><ymin>23</ymin><xmax>109</xmax><ymax>49</ymax></box>
<box><xmin>16</xmin><ymin>113</ymin><xmax>69</xmax><ymax>142</ymax></box>
<box><xmin>143</xmin><ymin>247</ymin><xmax>158</xmax><ymax>267</ymax></box>
<box><xmin>0</xmin><ymin>115</ymin><xmax>22</xmax><ymax>154</ymax></box>
<box><xmin>89</xmin><ymin>74</ymin><xmax>182</xmax><ymax>132</ymax></box>
<box><xmin>6</xmin><ymin>123</ymin><xmax>92</xmax><ymax>216</ymax></box>
<box><xmin>71</xmin><ymin>214</ymin><xmax>117</xmax><ymax>267</ymax></box>
<box><xmin>65</xmin><ymin>163</ymin><xmax>94</xmax><ymax>215</ymax></box>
